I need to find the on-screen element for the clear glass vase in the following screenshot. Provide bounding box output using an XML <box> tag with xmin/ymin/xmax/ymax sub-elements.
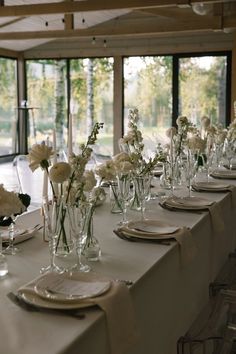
<box><xmin>109</xmin><ymin>182</ymin><xmax>123</xmax><ymax>214</ymax></box>
<box><xmin>82</xmin><ymin>203</ymin><xmax>101</xmax><ymax>262</ymax></box>
<box><xmin>54</xmin><ymin>198</ymin><xmax>74</xmax><ymax>257</ymax></box>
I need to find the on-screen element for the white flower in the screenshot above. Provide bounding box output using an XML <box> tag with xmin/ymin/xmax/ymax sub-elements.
<box><xmin>83</xmin><ymin>170</ymin><xmax>97</xmax><ymax>192</ymax></box>
<box><xmin>28</xmin><ymin>142</ymin><xmax>54</xmax><ymax>172</ymax></box>
<box><xmin>187</xmin><ymin>136</ymin><xmax>205</xmax><ymax>152</ymax></box>
<box><xmin>176</xmin><ymin>116</ymin><xmax>188</xmax><ymax>127</ymax></box>
<box><xmin>113</xmin><ymin>152</ymin><xmax>130</xmax><ymax>163</ymax></box>
<box><xmin>206</xmin><ymin>125</ymin><xmax>216</xmax><ymax>136</ymax></box>
<box><xmin>166</xmin><ymin>127</ymin><xmax>177</xmax><ymax>139</ymax></box>
<box><xmin>49</xmin><ymin>162</ymin><xmax>71</xmax><ymax>183</ymax></box>
<box><xmin>90</xmin><ymin>186</ymin><xmax>106</xmax><ymax>205</ymax></box>
<box><xmin>95</xmin><ymin>160</ymin><xmax>116</xmax><ymax>181</ymax></box>
<box><xmin>201</xmin><ymin>116</ymin><xmax>211</xmax><ymax>129</ymax></box>
<box><xmin>0</xmin><ymin>184</ymin><xmax>25</xmax><ymax>217</ymax></box>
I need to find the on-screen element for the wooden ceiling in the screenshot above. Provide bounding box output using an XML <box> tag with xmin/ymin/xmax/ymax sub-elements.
<box><xmin>0</xmin><ymin>0</ymin><xmax>235</xmax><ymax>52</ymax></box>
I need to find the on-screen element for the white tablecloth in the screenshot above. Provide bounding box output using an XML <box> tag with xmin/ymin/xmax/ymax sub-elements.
<box><xmin>1</xmin><ymin>179</ymin><xmax>236</xmax><ymax>354</ymax></box>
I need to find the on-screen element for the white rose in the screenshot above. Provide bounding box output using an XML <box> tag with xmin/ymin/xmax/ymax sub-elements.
<box><xmin>166</xmin><ymin>127</ymin><xmax>177</xmax><ymax>139</ymax></box>
<box><xmin>49</xmin><ymin>162</ymin><xmax>71</xmax><ymax>183</ymax></box>
<box><xmin>83</xmin><ymin>170</ymin><xmax>97</xmax><ymax>192</ymax></box>
<box><xmin>176</xmin><ymin>116</ymin><xmax>188</xmax><ymax>127</ymax></box>
<box><xmin>187</xmin><ymin>136</ymin><xmax>205</xmax><ymax>152</ymax></box>
<box><xmin>90</xmin><ymin>187</ymin><xmax>106</xmax><ymax>205</ymax></box>
<box><xmin>113</xmin><ymin>152</ymin><xmax>130</xmax><ymax>164</ymax></box>
<box><xmin>201</xmin><ymin>116</ymin><xmax>211</xmax><ymax>129</ymax></box>
<box><xmin>28</xmin><ymin>142</ymin><xmax>54</xmax><ymax>171</ymax></box>
<box><xmin>0</xmin><ymin>185</ymin><xmax>25</xmax><ymax>217</ymax></box>
<box><xmin>95</xmin><ymin>160</ymin><xmax>116</xmax><ymax>181</ymax></box>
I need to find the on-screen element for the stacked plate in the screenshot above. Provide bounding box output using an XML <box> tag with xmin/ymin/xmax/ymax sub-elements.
<box><xmin>162</xmin><ymin>196</ymin><xmax>214</xmax><ymax>211</ymax></box>
<box><xmin>17</xmin><ymin>272</ymin><xmax>112</xmax><ymax>310</ymax></box>
<box><xmin>119</xmin><ymin>219</ymin><xmax>180</xmax><ymax>240</ymax></box>
<box><xmin>192</xmin><ymin>181</ymin><xmax>231</xmax><ymax>192</ymax></box>
<box><xmin>210</xmin><ymin>169</ymin><xmax>236</xmax><ymax>180</ymax></box>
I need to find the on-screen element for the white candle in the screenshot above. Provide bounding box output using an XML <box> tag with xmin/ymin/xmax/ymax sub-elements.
<box><xmin>68</xmin><ymin>114</ymin><xmax>73</xmax><ymax>159</ymax></box>
<box><xmin>52</xmin><ymin>129</ymin><xmax>57</xmax><ymax>164</ymax></box>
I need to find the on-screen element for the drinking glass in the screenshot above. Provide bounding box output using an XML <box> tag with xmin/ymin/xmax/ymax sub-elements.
<box><xmin>116</xmin><ymin>173</ymin><xmax>131</xmax><ymax>225</ymax></box>
<box><xmin>40</xmin><ymin>198</ymin><xmax>64</xmax><ymax>274</ymax></box>
<box><xmin>133</xmin><ymin>175</ymin><xmax>151</xmax><ymax>220</ymax></box>
<box><xmin>3</xmin><ymin>216</ymin><xmax>19</xmax><ymax>255</ymax></box>
<box><xmin>224</xmin><ymin>141</ymin><xmax>235</xmax><ymax>170</ymax></box>
<box><xmin>184</xmin><ymin>151</ymin><xmax>198</xmax><ymax>197</ymax></box>
<box><xmin>0</xmin><ymin>233</ymin><xmax>8</xmax><ymax>277</ymax></box>
<box><xmin>68</xmin><ymin>205</ymin><xmax>91</xmax><ymax>273</ymax></box>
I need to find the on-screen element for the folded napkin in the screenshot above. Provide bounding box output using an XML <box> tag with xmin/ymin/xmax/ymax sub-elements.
<box><xmin>18</xmin><ymin>274</ymin><xmax>138</xmax><ymax>354</ymax></box>
<box><xmin>229</xmin><ymin>186</ymin><xmax>236</xmax><ymax>209</ymax></box>
<box><xmin>208</xmin><ymin>203</ymin><xmax>225</xmax><ymax>240</ymax></box>
<box><xmin>114</xmin><ymin>226</ymin><xmax>197</xmax><ymax>266</ymax></box>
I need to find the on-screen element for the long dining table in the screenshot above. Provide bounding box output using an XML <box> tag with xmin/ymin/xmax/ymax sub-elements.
<box><xmin>1</xmin><ymin>175</ymin><xmax>236</xmax><ymax>354</ymax></box>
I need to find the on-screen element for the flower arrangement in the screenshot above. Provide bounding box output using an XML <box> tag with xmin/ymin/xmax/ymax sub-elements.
<box><xmin>28</xmin><ymin>122</ymin><xmax>105</xmax><ymax>255</ymax></box>
<box><xmin>0</xmin><ymin>184</ymin><xmax>31</xmax><ymax>226</ymax></box>
<box><xmin>119</xmin><ymin>108</ymin><xmax>166</xmax><ymax>176</ymax></box>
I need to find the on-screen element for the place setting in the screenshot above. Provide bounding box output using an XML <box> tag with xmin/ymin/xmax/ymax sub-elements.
<box><xmin>210</xmin><ymin>168</ymin><xmax>236</xmax><ymax>180</ymax></box>
<box><xmin>159</xmin><ymin>195</ymin><xmax>215</xmax><ymax>212</ymax></box>
<box><xmin>13</xmin><ymin>270</ymin><xmax>138</xmax><ymax>354</ymax></box>
<box><xmin>191</xmin><ymin>181</ymin><xmax>233</xmax><ymax>193</ymax></box>
<box><xmin>113</xmin><ymin>218</ymin><xmax>197</xmax><ymax>265</ymax></box>
<box><xmin>113</xmin><ymin>219</ymin><xmax>179</xmax><ymax>245</ymax></box>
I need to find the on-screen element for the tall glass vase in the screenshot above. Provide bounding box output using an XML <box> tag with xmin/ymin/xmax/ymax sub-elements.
<box><xmin>41</xmin><ymin>198</ymin><xmax>64</xmax><ymax>274</ymax></box>
<box><xmin>54</xmin><ymin>198</ymin><xmax>74</xmax><ymax>257</ymax></box>
<box><xmin>82</xmin><ymin>203</ymin><xmax>101</xmax><ymax>262</ymax></box>
<box><xmin>68</xmin><ymin>205</ymin><xmax>90</xmax><ymax>273</ymax></box>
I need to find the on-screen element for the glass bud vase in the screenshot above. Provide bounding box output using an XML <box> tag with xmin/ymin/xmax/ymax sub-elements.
<box><xmin>54</xmin><ymin>199</ymin><xmax>74</xmax><ymax>257</ymax></box>
<box><xmin>109</xmin><ymin>182</ymin><xmax>123</xmax><ymax>214</ymax></box>
<box><xmin>130</xmin><ymin>178</ymin><xmax>141</xmax><ymax>211</ymax></box>
<box><xmin>82</xmin><ymin>203</ymin><xmax>101</xmax><ymax>262</ymax></box>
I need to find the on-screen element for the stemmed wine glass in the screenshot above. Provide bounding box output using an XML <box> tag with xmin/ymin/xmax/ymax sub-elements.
<box><xmin>68</xmin><ymin>204</ymin><xmax>91</xmax><ymax>273</ymax></box>
<box><xmin>3</xmin><ymin>215</ymin><xmax>20</xmax><ymax>255</ymax></box>
<box><xmin>224</xmin><ymin>141</ymin><xmax>235</xmax><ymax>170</ymax></box>
<box><xmin>184</xmin><ymin>151</ymin><xmax>198</xmax><ymax>197</ymax></box>
<box><xmin>116</xmin><ymin>172</ymin><xmax>132</xmax><ymax>225</ymax></box>
<box><xmin>133</xmin><ymin>175</ymin><xmax>151</xmax><ymax>220</ymax></box>
<box><xmin>40</xmin><ymin>198</ymin><xmax>64</xmax><ymax>274</ymax></box>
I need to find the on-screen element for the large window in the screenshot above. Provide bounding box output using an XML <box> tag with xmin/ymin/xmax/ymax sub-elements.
<box><xmin>178</xmin><ymin>55</ymin><xmax>228</xmax><ymax>127</ymax></box>
<box><xmin>123</xmin><ymin>52</ymin><xmax>231</xmax><ymax>147</ymax></box>
<box><xmin>70</xmin><ymin>57</ymin><xmax>114</xmax><ymax>156</ymax></box>
<box><xmin>26</xmin><ymin>57</ymin><xmax>114</xmax><ymax>157</ymax></box>
<box><xmin>26</xmin><ymin>59</ymin><xmax>68</xmax><ymax>150</ymax></box>
<box><xmin>124</xmin><ymin>56</ymin><xmax>172</xmax><ymax>147</ymax></box>
<box><xmin>0</xmin><ymin>57</ymin><xmax>18</xmax><ymax>156</ymax></box>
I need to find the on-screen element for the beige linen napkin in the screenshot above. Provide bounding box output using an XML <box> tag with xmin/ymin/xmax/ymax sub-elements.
<box><xmin>18</xmin><ymin>274</ymin><xmax>138</xmax><ymax>354</ymax></box>
<box><xmin>172</xmin><ymin>227</ymin><xmax>197</xmax><ymax>266</ymax></box>
<box><xmin>229</xmin><ymin>185</ymin><xmax>236</xmax><ymax>209</ymax></box>
<box><xmin>118</xmin><ymin>225</ymin><xmax>197</xmax><ymax>266</ymax></box>
<box><xmin>208</xmin><ymin>203</ymin><xmax>225</xmax><ymax>239</ymax></box>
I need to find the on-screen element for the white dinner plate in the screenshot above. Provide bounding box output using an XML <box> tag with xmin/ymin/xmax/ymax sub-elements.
<box><xmin>121</xmin><ymin>220</ymin><xmax>180</xmax><ymax>240</ymax></box>
<box><xmin>192</xmin><ymin>181</ymin><xmax>230</xmax><ymax>192</ymax></box>
<box><xmin>165</xmin><ymin>196</ymin><xmax>214</xmax><ymax>210</ymax></box>
<box><xmin>18</xmin><ymin>290</ymin><xmax>96</xmax><ymax>310</ymax></box>
<box><xmin>34</xmin><ymin>272</ymin><xmax>111</xmax><ymax>303</ymax></box>
<box><xmin>210</xmin><ymin>170</ymin><xmax>236</xmax><ymax>179</ymax></box>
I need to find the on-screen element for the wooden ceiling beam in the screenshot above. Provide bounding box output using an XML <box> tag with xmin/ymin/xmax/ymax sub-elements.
<box><xmin>0</xmin><ymin>14</ymin><xmax>235</xmax><ymax>39</ymax></box>
<box><xmin>0</xmin><ymin>0</ymin><xmax>230</xmax><ymax>17</ymax></box>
